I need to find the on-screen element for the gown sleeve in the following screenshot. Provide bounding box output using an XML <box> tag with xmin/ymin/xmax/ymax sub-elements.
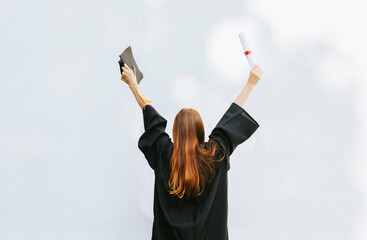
<box><xmin>138</xmin><ymin>104</ymin><xmax>172</xmax><ymax>171</ymax></box>
<box><xmin>208</xmin><ymin>102</ymin><xmax>260</xmax><ymax>168</ymax></box>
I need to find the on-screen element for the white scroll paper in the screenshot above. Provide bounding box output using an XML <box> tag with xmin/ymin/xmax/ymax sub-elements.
<box><xmin>238</xmin><ymin>32</ymin><xmax>255</xmax><ymax>69</ymax></box>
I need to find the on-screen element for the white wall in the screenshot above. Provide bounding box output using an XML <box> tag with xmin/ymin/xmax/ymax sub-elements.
<box><xmin>1</xmin><ymin>0</ymin><xmax>366</xmax><ymax>239</ymax></box>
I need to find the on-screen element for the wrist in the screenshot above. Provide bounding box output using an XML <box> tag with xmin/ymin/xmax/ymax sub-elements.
<box><xmin>245</xmin><ymin>82</ymin><xmax>256</xmax><ymax>89</ymax></box>
<box><xmin>129</xmin><ymin>83</ymin><xmax>138</xmax><ymax>90</ymax></box>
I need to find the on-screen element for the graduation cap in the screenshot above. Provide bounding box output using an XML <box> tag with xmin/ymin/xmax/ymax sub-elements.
<box><xmin>118</xmin><ymin>46</ymin><xmax>144</xmax><ymax>84</ymax></box>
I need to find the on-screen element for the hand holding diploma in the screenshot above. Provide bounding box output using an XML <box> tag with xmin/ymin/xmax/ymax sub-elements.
<box><xmin>247</xmin><ymin>64</ymin><xmax>262</xmax><ymax>86</ymax></box>
<box><xmin>234</xmin><ymin>33</ymin><xmax>263</xmax><ymax>107</ymax></box>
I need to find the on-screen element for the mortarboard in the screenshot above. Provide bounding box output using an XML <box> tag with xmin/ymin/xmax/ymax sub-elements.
<box><xmin>118</xmin><ymin>46</ymin><xmax>144</xmax><ymax>84</ymax></box>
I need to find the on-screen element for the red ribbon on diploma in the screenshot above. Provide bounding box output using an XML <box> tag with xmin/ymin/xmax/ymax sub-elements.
<box><xmin>244</xmin><ymin>50</ymin><xmax>252</xmax><ymax>56</ymax></box>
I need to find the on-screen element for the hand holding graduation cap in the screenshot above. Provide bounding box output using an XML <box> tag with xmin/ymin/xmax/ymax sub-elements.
<box><xmin>121</xmin><ymin>63</ymin><xmax>138</xmax><ymax>88</ymax></box>
<box><xmin>120</xmin><ymin>62</ymin><xmax>152</xmax><ymax>108</ymax></box>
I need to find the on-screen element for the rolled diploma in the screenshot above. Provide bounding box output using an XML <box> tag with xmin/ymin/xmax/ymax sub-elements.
<box><xmin>239</xmin><ymin>32</ymin><xmax>254</xmax><ymax>69</ymax></box>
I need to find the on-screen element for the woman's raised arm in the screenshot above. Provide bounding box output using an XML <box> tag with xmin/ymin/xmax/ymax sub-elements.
<box><xmin>234</xmin><ymin>64</ymin><xmax>262</xmax><ymax>108</ymax></box>
<box><xmin>121</xmin><ymin>63</ymin><xmax>152</xmax><ymax>109</ymax></box>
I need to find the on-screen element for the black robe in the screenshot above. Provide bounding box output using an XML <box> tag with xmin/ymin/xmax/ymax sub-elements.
<box><xmin>138</xmin><ymin>102</ymin><xmax>259</xmax><ymax>240</ymax></box>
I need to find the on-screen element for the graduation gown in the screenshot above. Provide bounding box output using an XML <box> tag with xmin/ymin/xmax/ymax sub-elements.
<box><xmin>138</xmin><ymin>102</ymin><xmax>259</xmax><ymax>240</ymax></box>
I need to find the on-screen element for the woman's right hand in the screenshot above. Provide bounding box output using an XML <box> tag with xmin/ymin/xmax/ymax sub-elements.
<box><xmin>247</xmin><ymin>64</ymin><xmax>262</xmax><ymax>86</ymax></box>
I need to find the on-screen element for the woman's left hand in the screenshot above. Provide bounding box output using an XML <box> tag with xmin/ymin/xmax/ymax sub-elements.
<box><xmin>121</xmin><ymin>63</ymin><xmax>138</xmax><ymax>87</ymax></box>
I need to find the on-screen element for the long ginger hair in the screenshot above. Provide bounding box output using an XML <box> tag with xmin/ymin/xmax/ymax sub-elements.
<box><xmin>168</xmin><ymin>107</ymin><xmax>225</xmax><ymax>199</ymax></box>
